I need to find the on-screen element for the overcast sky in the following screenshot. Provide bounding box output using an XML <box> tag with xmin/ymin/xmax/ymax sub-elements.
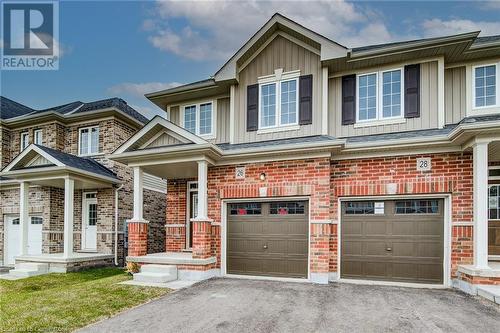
<box><xmin>2</xmin><ymin>0</ymin><xmax>500</xmax><ymax>119</ymax></box>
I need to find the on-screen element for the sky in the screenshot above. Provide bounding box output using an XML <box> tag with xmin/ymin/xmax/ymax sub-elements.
<box><xmin>1</xmin><ymin>0</ymin><xmax>500</xmax><ymax>119</ymax></box>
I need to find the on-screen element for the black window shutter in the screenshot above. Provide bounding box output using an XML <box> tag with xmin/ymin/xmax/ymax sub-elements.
<box><xmin>341</xmin><ymin>74</ymin><xmax>356</xmax><ymax>125</ymax></box>
<box><xmin>247</xmin><ymin>84</ymin><xmax>258</xmax><ymax>131</ymax></box>
<box><xmin>299</xmin><ymin>74</ymin><xmax>313</xmax><ymax>125</ymax></box>
<box><xmin>404</xmin><ymin>64</ymin><xmax>420</xmax><ymax>118</ymax></box>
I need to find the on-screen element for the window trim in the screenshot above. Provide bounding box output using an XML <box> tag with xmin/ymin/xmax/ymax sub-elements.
<box><xmin>257</xmin><ymin>70</ymin><xmax>300</xmax><ymax>130</ymax></box>
<box><xmin>356</xmin><ymin>67</ymin><xmax>405</xmax><ymax>124</ymax></box>
<box><xmin>180</xmin><ymin>100</ymin><xmax>216</xmax><ymax>139</ymax></box>
<box><xmin>78</xmin><ymin>126</ymin><xmax>99</xmax><ymax>156</ymax></box>
<box><xmin>472</xmin><ymin>63</ymin><xmax>499</xmax><ymax>110</ymax></box>
<box><xmin>20</xmin><ymin>132</ymin><xmax>29</xmax><ymax>151</ymax></box>
<box><xmin>33</xmin><ymin>129</ymin><xmax>43</xmax><ymax>145</ymax></box>
<box><xmin>489</xmin><ymin>184</ymin><xmax>500</xmax><ymax>221</ymax></box>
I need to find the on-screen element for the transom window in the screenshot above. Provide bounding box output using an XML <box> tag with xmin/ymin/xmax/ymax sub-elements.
<box><xmin>357</xmin><ymin>68</ymin><xmax>403</xmax><ymax>122</ymax></box>
<box><xmin>345</xmin><ymin>202</ymin><xmax>375</xmax><ymax>215</ymax></box>
<box><xmin>270</xmin><ymin>202</ymin><xmax>305</xmax><ymax>215</ymax></box>
<box><xmin>259</xmin><ymin>76</ymin><xmax>299</xmax><ymax>129</ymax></box>
<box><xmin>12</xmin><ymin>218</ymin><xmax>20</xmax><ymax>225</ymax></box>
<box><xmin>79</xmin><ymin>126</ymin><xmax>99</xmax><ymax>156</ymax></box>
<box><xmin>474</xmin><ymin>64</ymin><xmax>497</xmax><ymax>108</ymax></box>
<box><xmin>395</xmin><ymin>200</ymin><xmax>438</xmax><ymax>214</ymax></box>
<box><xmin>229</xmin><ymin>203</ymin><xmax>262</xmax><ymax>215</ymax></box>
<box><xmin>20</xmin><ymin>132</ymin><xmax>29</xmax><ymax>151</ymax></box>
<box><xmin>182</xmin><ymin>101</ymin><xmax>214</xmax><ymax>137</ymax></box>
<box><xmin>490</xmin><ymin>185</ymin><xmax>500</xmax><ymax>220</ymax></box>
<box><xmin>34</xmin><ymin>129</ymin><xmax>43</xmax><ymax>145</ymax></box>
<box><xmin>31</xmin><ymin>217</ymin><xmax>43</xmax><ymax>225</ymax></box>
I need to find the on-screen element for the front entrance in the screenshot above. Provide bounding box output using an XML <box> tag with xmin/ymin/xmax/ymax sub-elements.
<box><xmin>5</xmin><ymin>215</ymin><xmax>43</xmax><ymax>265</ymax></box>
<box><xmin>341</xmin><ymin>199</ymin><xmax>444</xmax><ymax>284</ymax></box>
<box><xmin>226</xmin><ymin>201</ymin><xmax>308</xmax><ymax>278</ymax></box>
<box><xmin>187</xmin><ymin>181</ymin><xmax>198</xmax><ymax>249</ymax></box>
<box><xmin>82</xmin><ymin>193</ymin><xmax>97</xmax><ymax>250</ymax></box>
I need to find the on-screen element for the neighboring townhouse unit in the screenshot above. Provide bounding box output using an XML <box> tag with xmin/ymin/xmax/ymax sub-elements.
<box><xmin>110</xmin><ymin>14</ymin><xmax>500</xmax><ymax>294</ymax></box>
<box><xmin>0</xmin><ymin>97</ymin><xmax>166</xmax><ymax>272</ymax></box>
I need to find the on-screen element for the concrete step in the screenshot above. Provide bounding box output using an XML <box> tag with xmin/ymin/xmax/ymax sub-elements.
<box><xmin>9</xmin><ymin>268</ymin><xmax>46</xmax><ymax>278</ymax></box>
<box><xmin>14</xmin><ymin>262</ymin><xmax>49</xmax><ymax>273</ymax></box>
<box><xmin>133</xmin><ymin>272</ymin><xmax>177</xmax><ymax>283</ymax></box>
<box><xmin>140</xmin><ymin>264</ymin><xmax>177</xmax><ymax>275</ymax></box>
<box><xmin>476</xmin><ymin>285</ymin><xmax>500</xmax><ymax>305</ymax></box>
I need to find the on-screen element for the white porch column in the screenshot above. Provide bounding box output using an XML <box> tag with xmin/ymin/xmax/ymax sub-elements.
<box><xmin>196</xmin><ymin>160</ymin><xmax>208</xmax><ymax>220</ymax></box>
<box><xmin>473</xmin><ymin>141</ymin><xmax>489</xmax><ymax>269</ymax></box>
<box><xmin>132</xmin><ymin>166</ymin><xmax>145</xmax><ymax>221</ymax></box>
<box><xmin>19</xmin><ymin>181</ymin><xmax>30</xmax><ymax>256</ymax></box>
<box><xmin>63</xmin><ymin>177</ymin><xmax>75</xmax><ymax>258</ymax></box>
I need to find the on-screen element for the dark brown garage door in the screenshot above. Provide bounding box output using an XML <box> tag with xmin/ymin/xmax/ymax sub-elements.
<box><xmin>341</xmin><ymin>199</ymin><xmax>444</xmax><ymax>284</ymax></box>
<box><xmin>227</xmin><ymin>201</ymin><xmax>308</xmax><ymax>278</ymax></box>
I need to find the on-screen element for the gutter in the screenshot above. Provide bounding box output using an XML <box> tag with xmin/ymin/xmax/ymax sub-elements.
<box><xmin>114</xmin><ymin>184</ymin><xmax>124</xmax><ymax>266</ymax></box>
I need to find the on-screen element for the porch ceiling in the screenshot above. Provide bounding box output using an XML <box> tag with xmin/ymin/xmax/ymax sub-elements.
<box><xmin>142</xmin><ymin>161</ymin><xmax>199</xmax><ymax>179</ymax></box>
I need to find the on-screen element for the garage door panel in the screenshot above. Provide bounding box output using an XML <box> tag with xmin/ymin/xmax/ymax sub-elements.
<box><xmin>228</xmin><ymin>238</ymin><xmax>265</xmax><ymax>253</ymax></box>
<box><xmin>341</xmin><ymin>199</ymin><xmax>444</xmax><ymax>284</ymax></box>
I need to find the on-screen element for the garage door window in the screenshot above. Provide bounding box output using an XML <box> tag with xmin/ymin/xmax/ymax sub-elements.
<box><xmin>395</xmin><ymin>200</ymin><xmax>439</xmax><ymax>214</ymax></box>
<box><xmin>229</xmin><ymin>203</ymin><xmax>262</xmax><ymax>215</ymax></box>
<box><xmin>270</xmin><ymin>202</ymin><xmax>305</xmax><ymax>215</ymax></box>
<box><xmin>345</xmin><ymin>202</ymin><xmax>375</xmax><ymax>215</ymax></box>
<box><xmin>31</xmin><ymin>217</ymin><xmax>43</xmax><ymax>224</ymax></box>
<box><xmin>12</xmin><ymin>218</ymin><xmax>20</xmax><ymax>225</ymax></box>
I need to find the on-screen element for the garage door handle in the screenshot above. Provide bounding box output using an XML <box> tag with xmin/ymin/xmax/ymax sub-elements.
<box><xmin>263</xmin><ymin>245</ymin><xmax>268</xmax><ymax>249</ymax></box>
<box><xmin>386</xmin><ymin>247</ymin><xmax>392</xmax><ymax>251</ymax></box>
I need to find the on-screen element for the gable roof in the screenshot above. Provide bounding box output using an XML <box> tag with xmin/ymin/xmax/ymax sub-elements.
<box><xmin>0</xmin><ymin>96</ymin><xmax>35</xmax><ymax>120</ymax></box>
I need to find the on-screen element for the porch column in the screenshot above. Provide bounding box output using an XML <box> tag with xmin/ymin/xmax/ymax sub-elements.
<box><xmin>19</xmin><ymin>181</ymin><xmax>30</xmax><ymax>256</ymax></box>
<box><xmin>191</xmin><ymin>160</ymin><xmax>212</xmax><ymax>259</ymax></box>
<box><xmin>472</xmin><ymin>141</ymin><xmax>489</xmax><ymax>269</ymax></box>
<box><xmin>127</xmin><ymin>166</ymin><xmax>148</xmax><ymax>257</ymax></box>
<box><xmin>63</xmin><ymin>177</ymin><xmax>75</xmax><ymax>258</ymax></box>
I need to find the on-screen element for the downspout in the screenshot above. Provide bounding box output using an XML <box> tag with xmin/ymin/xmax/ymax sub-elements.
<box><xmin>114</xmin><ymin>184</ymin><xmax>125</xmax><ymax>266</ymax></box>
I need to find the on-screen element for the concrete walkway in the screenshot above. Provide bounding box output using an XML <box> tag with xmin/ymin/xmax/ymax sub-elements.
<box><xmin>81</xmin><ymin>278</ymin><xmax>500</xmax><ymax>333</ymax></box>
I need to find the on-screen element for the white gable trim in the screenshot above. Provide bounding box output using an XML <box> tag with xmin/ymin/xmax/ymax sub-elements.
<box><xmin>2</xmin><ymin>145</ymin><xmax>64</xmax><ymax>172</ymax></box>
<box><xmin>114</xmin><ymin>116</ymin><xmax>208</xmax><ymax>154</ymax></box>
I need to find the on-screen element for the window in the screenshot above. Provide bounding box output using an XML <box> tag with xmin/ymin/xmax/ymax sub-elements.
<box><xmin>20</xmin><ymin>132</ymin><xmax>29</xmax><ymax>151</ymax></box>
<box><xmin>357</xmin><ymin>68</ymin><xmax>403</xmax><ymax>122</ymax></box>
<box><xmin>79</xmin><ymin>126</ymin><xmax>99</xmax><ymax>155</ymax></box>
<box><xmin>270</xmin><ymin>202</ymin><xmax>305</xmax><ymax>215</ymax></box>
<box><xmin>345</xmin><ymin>202</ymin><xmax>375</xmax><ymax>215</ymax></box>
<box><xmin>229</xmin><ymin>203</ymin><xmax>262</xmax><ymax>215</ymax></box>
<box><xmin>12</xmin><ymin>218</ymin><xmax>20</xmax><ymax>225</ymax></box>
<box><xmin>31</xmin><ymin>217</ymin><xmax>43</xmax><ymax>225</ymax></box>
<box><xmin>474</xmin><ymin>64</ymin><xmax>497</xmax><ymax>108</ymax></box>
<box><xmin>490</xmin><ymin>185</ymin><xmax>500</xmax><ymax>220</ymax></box>
<box><xmin>259</xmin><ymin>75</ymin><xmax>299</xmax><ymax>129</ymax></box>
<box><xmin>182</xmin><ymin>101</ymin><xmax>214</xmax><ymax>137</ymax></box>
<box><xmin>88</xmin><ymin>203</ymin><xmax>97</xmax><ymax>226</ymax></box>
<box><xmin>395</xmin><ymin>200</ymin><xmax>439</xmax><ymax>214</ymax></box>
<box><xmin>34</xmin><ymin>129</ymin><xmax>43</xmax><ymax>145</ymax></box>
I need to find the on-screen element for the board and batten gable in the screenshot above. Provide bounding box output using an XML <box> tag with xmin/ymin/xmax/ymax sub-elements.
<box><xmin>233</xmin><ymin>35</ymin><xmax>324</xmax><ymax>144</ymax></box>
<box><xmin>167</xmin><ymin>97</ymin><xmax>230</xmax><ymax>144</ymax></box>
<box><xmin>329</xmin><ymin>61</ymin><xmax>439</xmax><ymax>137</ymax></box>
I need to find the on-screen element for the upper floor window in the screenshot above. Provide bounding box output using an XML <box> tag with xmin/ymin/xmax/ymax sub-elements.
<box><xmin>357</xmin><ymin>68</ymin><xmax>403</xmax><ymax>122</ymax></box>
<box><xmin>79</xmin><ymin>126</ymin><xmax>99</xmax><ymax>156</ymax></box>
<box><xmin>181</xmin><ymin>101</ymin><xmax>214</xmax><ymax>138</ymax></box>
<box><xmin>259</xmin><ymin>77</ymin><xmax>298</xmax><ymax>129</ymax></box>
<box><xmin>473</xmin><ymin>64</ymin><xmax>497</xmax><ymax>109</ymax></box>
<box><xmin>20</xmin><ymin>132</ymin><xmax>29</xmax><ymax>151</ymax></box>
<box><xmin>34</xmin><ymin>129</ymin><xmax>43</xmax><ymax>145</ymax></box>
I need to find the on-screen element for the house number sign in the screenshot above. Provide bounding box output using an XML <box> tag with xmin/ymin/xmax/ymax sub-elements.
<box><xmin>235</xmin><ymin>166</ymin><xmax>245</xmax><ymax>179</ymax></box>
<box><xmin>416</xmin><ymin>158</ymin><xmax>431</xmax><ymax>172</ymax></box>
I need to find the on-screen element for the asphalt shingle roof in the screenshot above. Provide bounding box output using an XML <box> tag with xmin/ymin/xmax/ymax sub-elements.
<box><xmin>0</xmin><ymin>96</ymin><xmax>35</xmax><ymax>120</ymax></box>
<box><xmin>217</xmin><ymin>135</ymin><xmax>338</xmax><ymax>150</ymax></box>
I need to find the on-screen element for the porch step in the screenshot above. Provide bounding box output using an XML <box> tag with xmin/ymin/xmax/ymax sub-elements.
<box><xmin>9</xmin><ymin>263</ymin><xmax>49</xmax><ymax>278</ymax></box>
<box><xmin>476</xmin><ymin>285</ymin><xmax>500</xmax><ymax>305</ymax></box>
<box><xmin>133</xmin><ymin>264</ymin><xmax>177</xmax><ymax>284</ymax></box>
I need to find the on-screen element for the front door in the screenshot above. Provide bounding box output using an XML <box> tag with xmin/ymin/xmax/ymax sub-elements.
<box><xmin>83</xmin><ymin>193</ymin><xmax>97</xmax><ymax>250</ymax></box>
<box><xmin>5</xmin><ymin>216</ymin><xmax>20</xmax><ymax>265</ymax></box>
<box><xmin>188</xmin><ymin>192</ymin><xmax>198</xmax><ymax>249</ymax></box>
<box><xmin>28</xmin><ymin>217</ymin><xmax>43</xmax><ymax>255</ymax></box>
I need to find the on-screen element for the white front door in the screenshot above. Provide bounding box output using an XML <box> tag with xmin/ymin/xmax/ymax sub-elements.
<box><xmin>5</xmin><ymin>216</ymin><xmax>20</xmax><ymax>265</ymax></box>
<box><xmin>83</xmin><ymin>193</ymin><xmax>97</xmax><ymax>250</ymax></box>
<box><xmin>28</xmin><ymin>217</ymin><xmax>43</xmax><ymax>255</ymax></box>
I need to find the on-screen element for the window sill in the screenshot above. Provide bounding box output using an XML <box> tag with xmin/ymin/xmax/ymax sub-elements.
<box><xmin>78</xmin><ymin>153</ymin><xmax>104</xmax><ymax>158</ymax></box>
<box><xmin>353</xmin><ymin>117</ymin><xmax>406</xmax><ymax>128</ymax></box>
<box><xmin>470</xmin><ymin>106</ymin><xmax>500</xmax><ymax>116</ymax></box>
<box><xmin>257</xmin><ymin>125</ymin><xmax>300</xmax><ymax>135</ymax></box>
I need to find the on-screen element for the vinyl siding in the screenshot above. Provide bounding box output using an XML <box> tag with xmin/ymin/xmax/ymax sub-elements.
<box><xmin>444</xmin><ymin>66</ymin><xmax>466</xmax><ymax>125</ymax></box>
<box><xmin>329</xmin><ymin>61</ymin><xmax>439</xmax><ymax>137</ymax></box>
<box><xmin>233</xmin><ymin>35</ymin><xmax>323</xmax><ymax>144</ymax></box>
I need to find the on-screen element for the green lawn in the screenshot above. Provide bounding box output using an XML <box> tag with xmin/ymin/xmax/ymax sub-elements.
<box><xmin>0</xmin><ymin>267</ymin><xmax>169</xmax><ymax>332</ymax></box>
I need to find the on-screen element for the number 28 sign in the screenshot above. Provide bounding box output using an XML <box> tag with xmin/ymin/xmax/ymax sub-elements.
<box><xmin>416</xmin><ymin>158</ymin><xmax>431</xmax><ymax>172</ymax></box>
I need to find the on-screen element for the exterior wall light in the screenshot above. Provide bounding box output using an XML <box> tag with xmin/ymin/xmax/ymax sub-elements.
<box><xmin>259</xmin><ymin>173</ymin><xmax>266</xmax><ymax>181</ymax></box>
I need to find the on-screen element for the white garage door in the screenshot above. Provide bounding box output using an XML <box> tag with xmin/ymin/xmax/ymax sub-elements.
<box><xmin>5</xmin><ymin>216</ymin><xmax>43</xmax><ymax>265</ymax></box>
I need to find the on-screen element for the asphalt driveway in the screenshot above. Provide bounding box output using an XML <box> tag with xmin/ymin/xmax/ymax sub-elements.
<box><xmin>81</xmin><ymin>278</ymin><xmax>500</xmax><ymax>333</ymax></box>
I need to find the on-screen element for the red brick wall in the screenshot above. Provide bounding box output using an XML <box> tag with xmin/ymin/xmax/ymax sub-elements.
<box><xmin>165</xmin><ymin>179</ymin><xmax>188</xmax><ymax>252</ymax></box>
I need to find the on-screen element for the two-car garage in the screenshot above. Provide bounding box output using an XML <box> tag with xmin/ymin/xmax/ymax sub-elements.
<box><xmin>225</xmin><ymin>198</ymin><xmax>444</xmax><ymax>284</ymax></box>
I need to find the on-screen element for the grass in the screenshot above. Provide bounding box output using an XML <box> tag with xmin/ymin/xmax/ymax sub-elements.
<box><xmin>0</xmin><ymin>267</ymin><xmax>169</xmax><ymax>332</ymax></box>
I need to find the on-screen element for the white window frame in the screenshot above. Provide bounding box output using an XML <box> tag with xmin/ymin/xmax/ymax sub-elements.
<box><xmin>472</xmin><ymin>63</ymin><xmax>499</xmax><ymax>110</ymax></box>
<box><xmin>356</xmin><ymin>67</ymin><xmax>405</xmax><ymax>125</ymax></box>
<box><xmin>78</xmin><ymin>126</ymin><xmax>99</xmax><ymax>156</ymax></box>
<box><xmin>20</xmin><ymin>132</ymin><xmax>29</xmax><ymax>151</ymax></box>
<box><xmin>34</xmin><ymin>129</ymin><xmax>43</xmax><ymax>145</ymax></box>
<box><xmin>258</xmin><ymin>70</ymin><xmax>300</xmax><ymax>131</ymax></box>
<box><xmin>180</xmin><ymin>100</ymin><xmax>216</xmax><ymax>139</ymax></box>
<box><xmin>489</xmin><ymin>184</ymin><xmax>500</xmax><ymax>221</ymax></box>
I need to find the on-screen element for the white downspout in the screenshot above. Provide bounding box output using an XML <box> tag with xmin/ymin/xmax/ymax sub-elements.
<box><xmin>114</xmin><ymin>184</ymin><xmax>125</xmax><ymax>266</ymax></box>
